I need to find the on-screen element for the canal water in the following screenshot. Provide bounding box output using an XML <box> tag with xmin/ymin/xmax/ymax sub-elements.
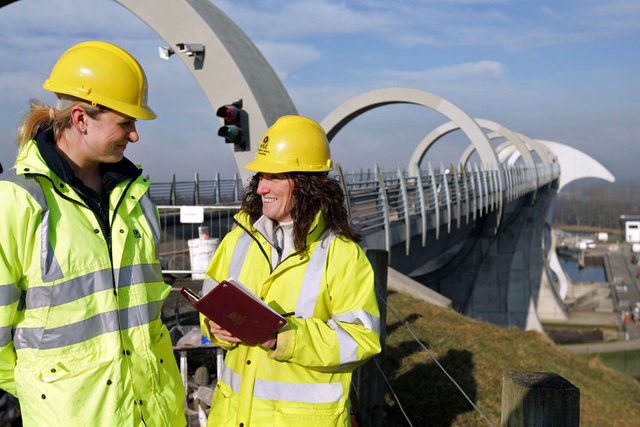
<box><xmin>558</xmin><ymin>256</ymin><xmax>607</xmax><ymax>282</ymax></box>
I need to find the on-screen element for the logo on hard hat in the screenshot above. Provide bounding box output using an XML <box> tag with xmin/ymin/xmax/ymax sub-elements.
<box><xmin>258</xmin><ymin>135</ymin><xmax>270</xmax><ymax>156</ymax></box>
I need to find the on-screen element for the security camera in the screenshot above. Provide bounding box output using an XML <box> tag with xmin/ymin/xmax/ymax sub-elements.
<box><xmin>176</xmin><ymin>43</ymin><xmax>204</xmax><ymax>56</ymax></box>
<box><xmin>158</xmin><ymin>46</ymin><xmax>174</xmax><ymax>60</ymax></box>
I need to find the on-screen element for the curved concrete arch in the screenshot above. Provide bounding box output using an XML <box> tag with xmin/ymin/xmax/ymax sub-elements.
<box><xmin>408</xmin><ymin>119</ymin><xmax>549</xmax><ymax>180</ymax></box>
<box><xmin>458</xmin><ymin>130</ymin><xmax>553</xmax><ymax>168</ymax></box>
<box><xmin>1</xmin><ymin>0</ymin><xmax>297</xmax><ymax>183</ymax></box>
<box><xmin>494</xmin><ymin>139</ymin><xmax>524</xmax><ymax>164</ymax></box>
<box><xmin>516</xmin><ymin>133</ymin><xmax>557</xmax><ymax>164</ymax></box>
<box><xmin>535</xmin><ymin>140</ymin><xmax>615</xmax><ymax>191</ymax></box>
<box><xmin>488</xmin><ymin>135</ymin><xmax>541</xmax><ymax>166</ymax></box>
<box><xmin>320</xmin><ymin>88</ymin><xmax>503</xmax><ymax>188</ymax></box>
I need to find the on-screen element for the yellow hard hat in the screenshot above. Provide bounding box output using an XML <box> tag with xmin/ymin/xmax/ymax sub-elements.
<box><xmin>43</xmin><ymin>41</ymin><xmax>156</xmax><ymax>120</ymax></box>
<box><xmin>245</xmin><ymin>115</ymin><xmax>333</xmax><ymax>173</ymax></box>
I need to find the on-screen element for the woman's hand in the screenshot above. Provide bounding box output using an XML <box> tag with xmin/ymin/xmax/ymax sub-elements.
<box><xmin>208</xmin><ymin>319</ymin><xmax>241</xmax><ymax>343</ymax></box>
<box><xmin>260</xmin><ymin>333</ymin><xmax>277</xmax><ymax>350</ymax></box>
<box><xmin>208</xmin><ymin>319</ymin><xmax>277</xmax><ymax>348</ymax></box>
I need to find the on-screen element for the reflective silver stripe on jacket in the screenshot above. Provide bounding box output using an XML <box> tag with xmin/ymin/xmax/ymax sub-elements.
<box><xmin>114</xmin><ymin>263</ymin><xmax>163</xmax><ymax>291</ymax></box>
<box><xmin>229</xmin><ymin>231</ymin><xmax>253</xmax><ymax>279</ymax></box>
<box><xmin>0</xmin><ymin>326</ymin><xmax>12</xmax><ymax>347</ymax></box>
<box><xmin>219</xmin><ymin>362</ymin><xmax>343</xmax><ymax>404</ymax></box>
<box><xmin>201</xmin><ymin>278</ymin><xmax>219</xmax><ymax>296</ymax></box>
<box><xmin>3</xmin><ymin>170</ymin><xmax>63</xmax><ymax>282</ymax></box>
<box><xmin>0</xmin><ymin>283</ymin><xmax>22</xmax><ymax>308</ymax></box>
<box><xmin>13</xmin><ymin>300</ymin><xmax>164</xmax><ymax>350</ymax></box>
<box><xmin>25</xmin><ymin>264</ymin><xmax>161</xmax><ymax>309</ymax></box>
<box><xmin>294</xmin><ymin>230</ymin><xmax>335</xmax><ymax>317</ymax></box>
<box><xmin>139</xmin><ymin>193</ymin><xmax>160</xmax><ymax>259</ymax></box>
<box><xmin>333</xmin><ymin>310</ymin><xmax>381</xmax><ymax>335</ymax></box>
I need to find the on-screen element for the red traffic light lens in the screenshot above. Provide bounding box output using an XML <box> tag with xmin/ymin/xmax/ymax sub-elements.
<box><xmin>225</xmin><ymin>108</ymin><xmax>237</xmax><ymax>122</ymax></box>
<box><xmin>216</xmin><ymin>104</ymin><xmax>240</xmax><ymax>123</ymax></box>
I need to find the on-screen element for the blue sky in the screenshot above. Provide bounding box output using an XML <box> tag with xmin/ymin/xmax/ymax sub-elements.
<box><xmin>0</xmin><ymin>0</ymin><xmax>638</xmax><ymax>184</ymax></box>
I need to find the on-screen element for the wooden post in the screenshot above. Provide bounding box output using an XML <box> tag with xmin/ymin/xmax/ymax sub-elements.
<box><xmin>501</xmin><ymin>371</ymin><xmax>580</xmax><ymax>427</ymax></box>
<box><xmin>353</xmin><ymin>249</ymin><xmax>388</xmax><ymax>427</ymax></box>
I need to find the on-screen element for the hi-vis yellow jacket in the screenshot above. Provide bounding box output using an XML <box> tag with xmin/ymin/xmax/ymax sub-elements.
<box><xmin>201</xmin><ymin>211</ymin><xmax>381</xmax><ymax>427</ymax></box>
<box><xmin>0</xmin><ymin>139</ymin><xmax>185</xmax><ymax>426</ymax></box>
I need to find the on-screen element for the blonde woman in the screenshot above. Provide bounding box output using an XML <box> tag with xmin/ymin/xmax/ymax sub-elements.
<box><xmin>0</xmin><ymin>41</ymin><xmax>185</xmax><ymax>426</ymax></box>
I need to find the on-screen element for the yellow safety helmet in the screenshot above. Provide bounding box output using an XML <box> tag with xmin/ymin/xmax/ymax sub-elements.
<box><xmin>245</xmin><ymin>115</ymin><xmax>333</xmax><ymax>173</ymax></box>
<box><xmin>43</xmin><ymin>41</ymin><xmax>156</xmax><ymax>120</ymax></box>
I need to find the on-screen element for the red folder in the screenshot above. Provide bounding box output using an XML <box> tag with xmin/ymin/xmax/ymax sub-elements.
<box><xmin>181</xmin><ymin>279</ymin><xmax>288</xmax><ymax>346</ymax></box>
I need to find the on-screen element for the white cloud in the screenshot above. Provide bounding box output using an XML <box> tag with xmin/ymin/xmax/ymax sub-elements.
<box><xmin>254</xmin><ymin>41</ymin><xmax>322</xmax><ymax>79</ymax></box>
<box><xmin>379</xmin><ymin>61</ymin><xmax>508</xmax><ymax>86</ymax></box>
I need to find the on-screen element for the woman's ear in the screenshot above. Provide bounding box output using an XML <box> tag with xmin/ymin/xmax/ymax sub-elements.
<box><xmin>70</xmin><ymin>105</ymin><xmax>87</xmax><ymax>135</ymax></box>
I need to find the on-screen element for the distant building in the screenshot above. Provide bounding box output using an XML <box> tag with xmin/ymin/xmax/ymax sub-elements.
<box><xmin>620</xmin><ymin>215</ymin><xmax>640</xmax><ymax>243</ymax></box>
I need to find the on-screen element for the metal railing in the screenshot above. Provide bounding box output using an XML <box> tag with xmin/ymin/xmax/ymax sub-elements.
<box><xmin>152</xmin><ymin>162</ymin><xmax>560</xmax><ymax>274</ymax></box>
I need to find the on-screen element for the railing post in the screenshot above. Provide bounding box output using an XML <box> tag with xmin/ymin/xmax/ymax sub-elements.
<box><xmin>413</xmin><ymin>163</ymin><xmax>428</xmax><ymax>247</ymax></box>
<box><xmin>336</xmin><ymin>163</ymin><xmax>353</xmax><ymax>218</ymax></box>
<box><xmin>214</xmin><ymin>172</ymin><xmax>221</xmax><ymax>203</ymax></box>
<box><xmin>427</xmin><ymin>162</ymin><xmax>440</xmax><ymax>240</ymax></box>
<box><xmin>375</xmin><ymin>164</ymin><xmax>391</xmax><ymax>255</ymax></box>
<box><xmin>396</xmin><ymin>163</ymin><xmax>411</xmax><ymax>256</ymax></box>
<box><xmin>452</xmin><ymin>162</ymin><xmax>461</xmax><ymax>229</ymax></box>
<box><xmin>353</xmin><ymin>249</ymin><xmax>388</xmax><ymax>427</ymax></box>
<box><xmin>441</xmin><ymin>163</ymin><xmax>452</xmax><ymax>234</ymax></box>
<box><xmin>170</xmin><ymin>173</ymin><xmax>176</xmax><ymax>206</ymax></box>
<box><xmin>194</xmin><ymin>172</ymin><xmax>200</xmax><ymax>205</ymax></box>
<box><xmin>468</xmin><ymin>165</ymin><xmax>477</xmax><ymax>221</ymax></box>
<box><xmin>480</xmin><ymin>164</ymin><xmax>489</xmax><ymax>215</ymax></box>
<box><xmin>233</xmin><ymin>172</ymin><xmax>241</xmax><ymax>201</ymax></box>
<box><xmin>501</xmin><ymin>371</ymin><xmax>580</xmax><ymax>427</ymax></box>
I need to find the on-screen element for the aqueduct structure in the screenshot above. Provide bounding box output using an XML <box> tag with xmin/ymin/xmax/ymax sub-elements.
<box><xmin>0</xmin><ymin>0</ymin><xmax>615</xmax><ymax>331</ymax></box>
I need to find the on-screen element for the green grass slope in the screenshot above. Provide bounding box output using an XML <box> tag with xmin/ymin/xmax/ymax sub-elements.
<box><xmin>381</xmin><ymin>291</ymin><xmax>640</xmax><ymax>426</ymax></box>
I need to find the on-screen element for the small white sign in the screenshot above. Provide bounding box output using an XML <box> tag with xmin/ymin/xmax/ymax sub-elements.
<box><xmin>180</xmin><ymin>206</ymin><xmax>205</xmax><ymax>224</ymax></box>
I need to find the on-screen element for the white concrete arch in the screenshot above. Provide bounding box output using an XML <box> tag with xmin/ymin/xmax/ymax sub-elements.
<box><xmin>407</xmin><ymin>119</ymin><xmax>554</xmax><ymax>200</ymax></box>
<box><xmin>535</xmin><ymin>140</ymin><xmax>614</xmax><ymax>191</ymax></box>
<box><xmin>451</xmin><ymin>121</ymin><xmax>552</xmax><ymax>168</ymax></box>
<box><xmin>517</xmin><ymin>133</ymin><xmax>557</xmax><ymax>164</ymax></box>
<box><xmin>483</xmin><ymin>138</ymin><xmax>612</xmax><ymax>191</ymax></box>
<box><xmin>320</xmin><ymin>88</ymin><xmax>503</xmax><ymax>192</ymax></box>
<box><xmin>494</xmin><ymin>139</ymin><xmax>526</xmax><ymax>165</ymax></box>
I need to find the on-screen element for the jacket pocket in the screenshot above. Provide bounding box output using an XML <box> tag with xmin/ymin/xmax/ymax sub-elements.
<box><xmin>275</xmin><ymin>404</ymin><xmax>346</xmax><ymax>427</ymax></box>
<box><xmin>208</xmin><ymin>380</ymin><xmax>235</xmax><ymax>426</ymax></box>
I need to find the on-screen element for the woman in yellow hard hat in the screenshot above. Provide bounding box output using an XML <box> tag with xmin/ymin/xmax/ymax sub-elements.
<box><xmin>200</xmin><ymin>115</ymin><xmax>382</xmax><ymax>426</ymax></box>
<box><xmin>0</xmin><ymin>41</ymin><xmax>185</xmax><ymax>426</ymax></box>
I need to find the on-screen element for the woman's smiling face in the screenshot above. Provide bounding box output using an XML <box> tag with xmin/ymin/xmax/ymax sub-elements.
<box><xmin>256</xmin><ymin>173</ymin><xmax>294</xmax><ymax>224</ymax></box>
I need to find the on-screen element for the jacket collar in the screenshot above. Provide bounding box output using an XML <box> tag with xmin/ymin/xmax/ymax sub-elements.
<box><xmin>236</xmin><ymin>210</ymin><xmax>329</xmax><ymax>250</ymax></box>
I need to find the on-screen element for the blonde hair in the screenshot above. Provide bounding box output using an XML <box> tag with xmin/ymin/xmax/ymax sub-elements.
<box><xmin>17</xmin><ymin>95</ymin><xmax>105</xmax><ymax>151</ymax></box>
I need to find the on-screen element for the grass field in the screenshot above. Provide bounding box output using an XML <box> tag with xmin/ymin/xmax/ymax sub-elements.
<box><xmin>585</xmin><ymin>350</ymin><xmax>640</xmax><ymax>380</ymax></box>
<box><xmin>379</xmin><ymin>290</ymin><xmax>640</xmax><ymax>426</ymax></box>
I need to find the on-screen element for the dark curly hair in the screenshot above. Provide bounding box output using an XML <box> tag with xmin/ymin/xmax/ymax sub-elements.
<box><xmin>241</xmin><ymin>172</ymin><xmax>361</xmax><ymax>255</ymax></box>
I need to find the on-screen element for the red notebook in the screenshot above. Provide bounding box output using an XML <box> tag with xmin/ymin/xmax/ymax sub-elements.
<box><xmin>181</xmin><ymin>278</ymin><xmax>288</xmax><ymax>346</ymax></box>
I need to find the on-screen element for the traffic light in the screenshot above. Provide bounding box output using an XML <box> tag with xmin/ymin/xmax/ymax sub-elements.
<box><xmin>216</xmin><ymin>99</ymin><xmax>249</xmax><ymax>151</ymax></box>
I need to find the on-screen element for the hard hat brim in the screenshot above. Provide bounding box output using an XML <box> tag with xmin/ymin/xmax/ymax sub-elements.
<box><xmin>244</xmin><ymin>158</ymin><xmax>333</xmax><ymax>173</ymax></box>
